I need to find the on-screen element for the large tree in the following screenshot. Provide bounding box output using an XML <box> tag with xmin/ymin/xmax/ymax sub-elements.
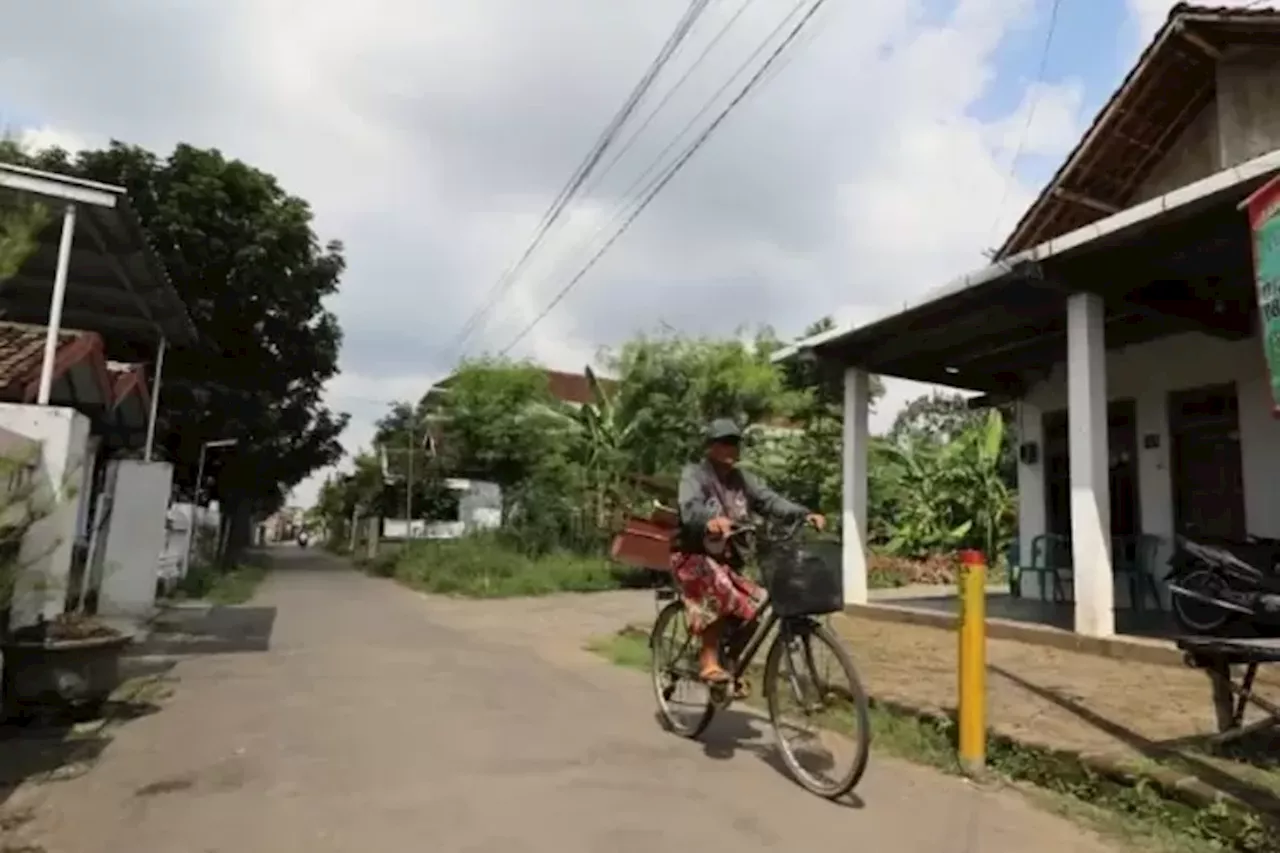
<box><xmin>607</xmin><ymin>329</ymin><xmax>799</xmax><ymax>477</ymax></box>
<box><xmin>424</xmin><ymin>358</ymin><xmax>573</xmax><ymax>489</ymax></box>
<box><xmin>3</xmin><ymin>141</ymin><xmax>348</xmax><ymax>562</ymax></box>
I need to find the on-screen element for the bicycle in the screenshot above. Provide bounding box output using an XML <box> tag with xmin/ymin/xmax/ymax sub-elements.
<box><xmin>649</xmin><ymin>517</ymin><xmax>871</xmax><ymax>799</ymax></box>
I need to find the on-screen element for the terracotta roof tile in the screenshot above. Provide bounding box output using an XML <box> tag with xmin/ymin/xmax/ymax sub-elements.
<box><xmin>544</xmin><ymin>369</ymin><xmax>618</xmax><ymax>405</ymax></box>
<box><xmin>0</xmin><ymin>322</ymin><xmax>93</xmax><ymax>398</ymax></box>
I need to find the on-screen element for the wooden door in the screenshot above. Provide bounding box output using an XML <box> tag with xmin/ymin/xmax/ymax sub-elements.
<box><xmin>1167</xmin><ymin>383</ymin><xmax>1247</xmax><ymax>540</ymax></box>
<box><xmin>1042</xmin><ymin>400</ymin><xmax>1140</xmax><ymax>538</ymax></box>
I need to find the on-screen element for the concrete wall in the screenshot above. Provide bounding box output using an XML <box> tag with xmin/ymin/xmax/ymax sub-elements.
<box><xmin>1126</xmin><ymin>48</ymin><xmax>1280</xmax><ymax>205</ymax></box>
<box><xmin>383</xmin><ymin>480</ymin><xmax>503</xmax><ymax>541</ymax></box>
<box><xmin>0</xmin><ymin>404</ymin><xmax>92</xmax><ymax>628</ymax></box>
<box><xmin>1217</xmin><ymin>47</ymin><xmax>1280</xmax><ymax>168</ymax></box>
<box><xmin>164</xmin><ymin>501</ymin><xmax>220</xmax><ymax>578</ymax></box>
<box><xmin>1017</xmin><ymin>331</ymin><xmax>1279</xmax><ymax>606</ymax></box>
<box><xmin>96</xmin><ymin>460</ymin><xmax>174</xmax><ymax>620</ymax></box>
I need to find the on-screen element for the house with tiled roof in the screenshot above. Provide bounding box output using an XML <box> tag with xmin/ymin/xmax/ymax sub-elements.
<box><xmin>776</xmin><ymin>4</ymin><xmax>1280</xmax><ymax>640</ymax></box>
<box><xmin>0</xmin><ymin>162</ymin><xmax>196</xmax><ymax>630</ymax></box>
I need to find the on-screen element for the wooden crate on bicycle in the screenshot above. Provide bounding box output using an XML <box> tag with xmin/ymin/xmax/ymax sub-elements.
<box><xmin>610</xmin><ymin>505</ymin><xmax>678</xmax><ymax>572</ymax></box>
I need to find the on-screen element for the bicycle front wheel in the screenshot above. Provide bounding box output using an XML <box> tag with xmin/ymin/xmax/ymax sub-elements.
<box><xmin>651</xmin><ymin>600</ymin><xmax>715</xmax><ymax>739</ymax></box>
<box><xmin>763</xmin><ymin>619</ymin><xmax>871</xmax><ymax>799</ymax></box>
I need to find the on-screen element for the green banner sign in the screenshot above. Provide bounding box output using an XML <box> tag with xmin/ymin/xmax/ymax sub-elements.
<box><xmin>1247</xmin><ymin>175</ymin><xmax>1280</xmax><ymax>416</ymax></box>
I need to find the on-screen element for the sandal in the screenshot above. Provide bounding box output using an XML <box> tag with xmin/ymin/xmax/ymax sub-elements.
<box><xmin>700</xmin><ymin>666</ymin><xmax>731</xmax><ymax>685</ymax></box>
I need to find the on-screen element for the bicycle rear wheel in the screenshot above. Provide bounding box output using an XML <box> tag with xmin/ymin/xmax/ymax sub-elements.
<box><xmin>763</xmin><ymin>619</ymin><xmax>871</xmax><ymax>799</ymax></box>
<box><xmin>651</xmin><ymin>600</ymin><xmax>715</xmax><ymax>738</ymax></box>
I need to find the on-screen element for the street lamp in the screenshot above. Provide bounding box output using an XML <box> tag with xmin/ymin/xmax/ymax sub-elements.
<box><xmin>183</xmin><ymin>437</ymin><xmax>239</xmax><ymax>576</ymax></box>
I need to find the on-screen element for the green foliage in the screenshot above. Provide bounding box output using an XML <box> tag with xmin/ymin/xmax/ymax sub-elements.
<box><xmin>428</xmin><ymin>357</ymin><xmax>570</xmax><ymax>488</ymax></box>
<box><xmin>608</xmin><ymin>329</ymin><xmax>800</xmax><ymax>476</ymax></box>
<box><xmin>774</xmin><ymin>315</ymin><xmax>885</xmax><ymax>411</ymax></box>
<box><xmin>321</xmin><ymin>322</ymin><xmax>1019</xmax><ymax>592</ymax></box>
<box><xmin>383</xmin><ymin>533</ymin><xmax>648</xmax><ymax>598</ymax></box>
<box><xmin>0</xmin><ymin>189</ymin><xmax>49</xmax><ymax>283</ymax></box>
<box><xmin>872</xmin><ymin>409</ymin><xmax>1015</xmax><ymax>561</ymax></box>
<box><xmin>3</xmin><ymin>140</ymin><xmax>348</xmax><ymax>563</ymax></box>
<box><xmin>889</xmin><ymin>391</ymin><xmax>1017</xmax><ymax>484</ymax></box>
<box><xmin>175</xmin><ymin>561</ymin><xmax>267</xmax><ymax>605</ymax></box>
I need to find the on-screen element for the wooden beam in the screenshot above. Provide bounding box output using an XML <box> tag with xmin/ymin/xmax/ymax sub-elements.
<box><xmin>1112</xmin><ymin>79</ymin><xmax>1216</xmax><ymax>201</ymax></box>
<box><xmin>1176</xmin><ymin>24</ymin><xmax>1223</xmax><ymax>59</ymax></box>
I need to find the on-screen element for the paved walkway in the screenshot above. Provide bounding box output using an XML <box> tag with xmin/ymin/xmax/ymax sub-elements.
<box><xmin>6</xmin><ymin>549</ymin><xmax>1119</xmax><ymax>852</ymax></box>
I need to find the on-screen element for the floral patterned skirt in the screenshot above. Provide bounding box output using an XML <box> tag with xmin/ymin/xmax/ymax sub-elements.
<box><xmin>670</xmin><ymin>551</ymin><xmax>766</xmax><ymax>635</ymax></box>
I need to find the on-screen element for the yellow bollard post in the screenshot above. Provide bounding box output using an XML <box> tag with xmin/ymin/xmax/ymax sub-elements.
<box><xmin>957</xmin><ymin>548</ymin><xmax>987</xmax><ymax>776</ymax></box>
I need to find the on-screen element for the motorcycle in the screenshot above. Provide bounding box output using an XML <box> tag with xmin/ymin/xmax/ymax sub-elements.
<box><xmin>297</xmin><ymin>532</ymin><xmax>310</xmax><ymax>548</ymax></box>
<box><xmin>1167</xmin><ymin>534</ymin><xmax>1280</xmax><ymax>636</ymax></box>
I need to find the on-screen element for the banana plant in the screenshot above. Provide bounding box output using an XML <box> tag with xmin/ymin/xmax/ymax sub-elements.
<box><xmin>575</xmin><ymin>366</ymin><xmax>638</xmax><ymax>527</ymax></box>
<box><xmin>870</xmin><ymin>408</ymin><xmax>1012</xmax><ymax>560</ymax></box>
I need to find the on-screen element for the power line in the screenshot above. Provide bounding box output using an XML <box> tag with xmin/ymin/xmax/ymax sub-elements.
<box><xmin>579</xmin><ymin>0</ymin><xmax>761</xmax><ymax>204</ymax></box>
<box><xmin>499</xmin><ymin>0</ymin><xmax>831</xmax><ymax>356</ymax></box>
<box><xmin>446</xmin><ymin>0</ymin><xmax>714</xmax><ymax>358</ymax></box>
<box><xmin>986</xmin><ymin>0</ymin><xmax>1064</xmax><ymax>251</ymax></box>
<box><xmin>512</xmin><ymin>0</ymin><xmax>813</xmax><ymax>322</ymax></box>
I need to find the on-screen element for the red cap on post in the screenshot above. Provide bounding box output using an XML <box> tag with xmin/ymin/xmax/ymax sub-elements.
<box><xmin>959</xmin><ymin>549</ymin><xmax>986</xmax><ymax>567</ymax></box>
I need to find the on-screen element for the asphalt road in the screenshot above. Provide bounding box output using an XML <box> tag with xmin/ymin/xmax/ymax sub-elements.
<box><xmin>8</xmin><ymin>547</ymin><xmax>1122</xmax><ymax>852</ymax></box>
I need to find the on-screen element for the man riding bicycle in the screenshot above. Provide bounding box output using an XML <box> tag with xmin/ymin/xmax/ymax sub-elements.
<box><xmin>673</xmin><ymin>418</ymin><xmax>825</xmax><ymax>685</ymax></box>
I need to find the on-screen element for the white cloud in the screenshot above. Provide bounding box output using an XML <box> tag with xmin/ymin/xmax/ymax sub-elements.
<box><xmin>986</xmin><ymin>80</ymin><xmax>1085</xmax><ymax>159</ymax></box>
<box><xmin>15</xmin><ymin>126</ymin><xmax>103</xmax><ymax>156</ymax></box>
<box><xmin>0</xmin><ymin>0</ymin><xmax>1097</xmax><ymax>507</ymax></box>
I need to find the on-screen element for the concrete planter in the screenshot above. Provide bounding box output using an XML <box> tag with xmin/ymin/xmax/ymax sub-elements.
<box><xmin>1</xmin><ymin>632</ymin><xmax>131</xmax><ymax>719</ymax></box>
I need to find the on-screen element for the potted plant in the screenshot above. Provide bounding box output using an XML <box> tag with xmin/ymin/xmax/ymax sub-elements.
<box><xmin>0</xmin><ymin>449</ymin><xmax>131</xmax><ymax>721</ymax></box>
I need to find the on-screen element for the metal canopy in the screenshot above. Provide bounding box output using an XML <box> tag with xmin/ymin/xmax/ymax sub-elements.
<box><xmin>0</xmin><ymin>163</ymin><xmax>197</xmax><ymax>362</ymax></box>
<box><xmin>774</xmin><ymin>147</ymin><xmax>1280</xmax><ymax>396</ymax></box>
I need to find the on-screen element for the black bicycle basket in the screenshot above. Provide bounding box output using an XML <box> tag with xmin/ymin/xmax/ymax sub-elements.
<box><xmin>760</xmin><ymin>538</ymin><xmax>843</xmax><ymax>617</ymax></box>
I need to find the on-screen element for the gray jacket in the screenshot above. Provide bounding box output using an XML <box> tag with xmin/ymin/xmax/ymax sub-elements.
<box><xmin>676</xmin><ymin>460</ymin><xmax>809</xmax><ymax>564</ymax></box>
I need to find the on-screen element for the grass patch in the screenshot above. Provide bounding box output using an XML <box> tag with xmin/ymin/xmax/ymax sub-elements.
<box><xmin>174</xmin><ymin>561</ymin><xmax>267</xmax><ymax>605</ymax></box>
<box><xmin>589</xmin><ymin>628</ymin><xmax>1277</xmax><ymax>853</ymax></box>
<box><xmin>371</xmin><ymin>533</ymin><xmax>650</xmax><ymax>598</ymax></box>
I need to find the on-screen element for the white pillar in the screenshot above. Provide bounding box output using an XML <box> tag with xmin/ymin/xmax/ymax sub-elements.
<box><xmin>1015</xmin><ymin>401</ymin><xmax>1045</xmax><ymax>598</ymax></box>
<box><xmin>144</xmin><ymin>337</ymin><xmax>167</xmax><ymax>462</ymax></box>
<box><xmin>841</xmin><ymin>366</ymin><xmax>870</xmax><ymax>606</ymax></box>
<box><xmin>1066</xmin><ymin>292</ymin><xmax>1114</xmax><ymax>637</ymax></box>
<box><xmin>37</xmin><ymin>204</ymin><xmax>78</xmax><ymax>405</ymax></box>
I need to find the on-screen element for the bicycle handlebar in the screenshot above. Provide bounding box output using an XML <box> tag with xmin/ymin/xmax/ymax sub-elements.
<box><xmin>722</xmin><ymin>515</ymin><xmax>809</xmax><ymax>541</ymax></box>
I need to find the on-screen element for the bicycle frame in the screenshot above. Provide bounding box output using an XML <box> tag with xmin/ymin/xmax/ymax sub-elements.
<box><xmin>725</xmin><ymin>603</ymin><xmax>778</xmax><ymax>679</ymax></box>
<box><xmin>654</xmin><ymin>588</ymin><xmax>816</xmax><ymax>687</ymax></box>
<box><xmin>655</xmin><ymin>515</ymin><xmax>817</xmax><ymax>683</ymax></box>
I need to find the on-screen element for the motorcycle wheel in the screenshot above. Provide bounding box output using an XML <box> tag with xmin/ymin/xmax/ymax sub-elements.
<box><xmin>1171</xmin><ymin>568</ymin><xmax>1234</xmax><ymax>635</ymax></box>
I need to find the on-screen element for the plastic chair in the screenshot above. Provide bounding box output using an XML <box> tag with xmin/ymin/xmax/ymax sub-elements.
<box><xmin>1112</xmin><ymin>533</ymin><xmax>1163</xmax><ymax>612</ymax></box>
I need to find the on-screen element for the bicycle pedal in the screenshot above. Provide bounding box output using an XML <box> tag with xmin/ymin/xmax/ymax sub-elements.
<box><xmin>709</xmin><ymin>682</ymin><xmax>732</xmax><ymax>707</ymax></box>
<box><xmin>733</xmin><ymin>679</ymin><xmax>751</xmax><ymax>700</ymax></box>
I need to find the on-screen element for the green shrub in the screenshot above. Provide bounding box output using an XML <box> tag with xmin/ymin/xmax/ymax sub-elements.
<box><xmin>387</xmin><ymin>533</ymin><xmax>648</xmax><ymax>598</ymax></box>
<box><xmin>174</xmin><ymin>562</ymin><xmax>266</xmax><ymax>605</ymax></box>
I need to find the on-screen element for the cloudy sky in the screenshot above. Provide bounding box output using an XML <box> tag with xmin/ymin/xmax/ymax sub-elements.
<box><xmin>0</xmin><ymin>0</ymin><xmax>1259</xmax><ymax>506</ymax></box>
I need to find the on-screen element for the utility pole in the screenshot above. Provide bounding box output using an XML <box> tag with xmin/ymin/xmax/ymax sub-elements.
<box><xmin>405</xmin><ymin>415</ymin><xmax>415</xmax><ymax>539</ymax></box>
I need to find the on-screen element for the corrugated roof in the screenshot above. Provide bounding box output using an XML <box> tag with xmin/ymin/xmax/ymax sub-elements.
<box><xmin>997</xmin><ymin>3</ymin><xmax>1280</xmax><ymax>258</ymax></box>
